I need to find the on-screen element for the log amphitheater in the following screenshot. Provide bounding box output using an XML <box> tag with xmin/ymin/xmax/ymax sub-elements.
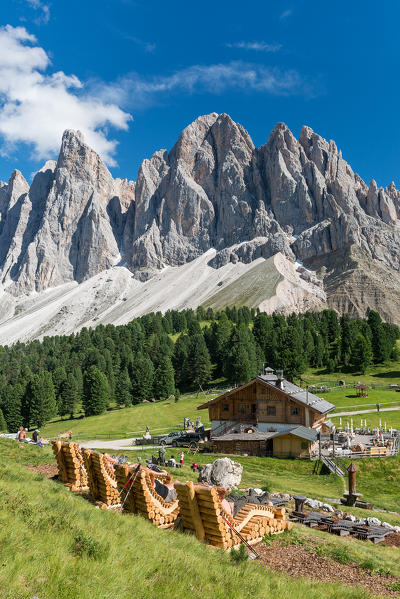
<box><xmin>52</xmin><ymin>441</ymin><xmax>292</xmax><ymax>550</ymax></box>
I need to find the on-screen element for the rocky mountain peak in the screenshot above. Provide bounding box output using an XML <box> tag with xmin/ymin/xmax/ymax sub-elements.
<box><xmin>1</xmin><ymin>113</ymin><xmax>400</xmax><ymax>325</ymax></box>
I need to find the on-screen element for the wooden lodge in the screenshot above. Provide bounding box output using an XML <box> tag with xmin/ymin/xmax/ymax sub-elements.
<box><xmin>198</xmin><ymin>368</ymin><xmax>335</xmax><ymax>458</ymax></box>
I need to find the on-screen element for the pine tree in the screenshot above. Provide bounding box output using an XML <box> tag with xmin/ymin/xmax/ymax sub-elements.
<box><xmin>59</xmin><ymin>373</ymin><xmax>79</xmax><ymax>419</ymax></box>
<box><xmin>41</xmin><ymin>371</ymin><xmax>57</xmax><ymax>423</ymax></box>
<box><xmin>1</xmin><ymin>383</ymin><xmax>24</xmax><ymax>432</ymax></box>
<box><xmin>153</xmin><ymin>354</ymin><xmax>175</xmax><ymax>400</ymax></box>
<box><xmin>0</xmin><ymin>408</ymin><xmax>7</xmax><ymax>432</ymax></box>
<box><xmin>83</xmin><ymin>366</ymin><xmax>110</xmax><ymax>416</ymax></box>
<box><xmin>115</xmin><ymin>367</ymin><xmax>132</xmax><ymax>407</ymax></box>
<box><xmin>350</xmin><ymin>334</ymin><xmax>373</xmax><ymax>374</ymax></box>
<box><xmin>130</xmin><ymin>353</ymin><xmax>155</xmax><ymax>403</ymax></box>
<box><xmin>183</xmin><ymin>334</ymin><xmax>213</xmax><ymax>387</ymax></box>
<box><xmin>172</xmin><ymin>335</ymin><xmax>190</xmax><ymax>387</ymax></box>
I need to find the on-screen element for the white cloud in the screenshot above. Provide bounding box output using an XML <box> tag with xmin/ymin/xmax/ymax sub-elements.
<box><xmin>24</xmin><ymin>0</ymin><xmax>51</xmax><ymax>24</ymax></box>
<box><xmin>99</xmin><ymin>61</ymin><xmax>305</xmax><ymax>110</ymax></box>
<box><xmin>226</xmin><ymin>41</ymin><xmax>282</xmax><ymax>52</ymax></box>
<box><xmin>0</xmin><ymin>25</ymin><xmax>132</xmax><ymax>166</ymax></box>
<box><xmin>280</xmin><ymin>9</ymin><xmax>292</xmax><ymax>19</ymax></box>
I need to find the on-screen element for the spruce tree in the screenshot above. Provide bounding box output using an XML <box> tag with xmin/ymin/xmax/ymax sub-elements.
<box><xmin>83</xmin><ymin>365</ymin><xmax>110</xmax><ymax>416</ymax></box>
<box><xmin>0</xmin><ymin>408</ymin><xmax>7</xmax><ymax>432</ymax></box>
<box><xmin>350</xmin><ymin>334</ymin><xmax>373</xmax><ymax>374</ymax></box>
<box><xmin>183</xmin><ymin>334</ymin><xmax>213</xmax><ymax>387</ymax></box>
<box><xmin>130</xmin><ymin>353</ymin><xmax>155</xmax><ymax>403</ymax></box>
<box><xmin>2</xmin><ymin>383</ymin><xmax>24</xmax><ymax>432</ymax></box>
<box><xmin>115</xmin><ymin>367</ymin><xmax>132</xmax><ymax>407</ymax></box>
<box><xmin>60</xmin><ymin>373</ymin><xmax>79</xmax><ymax>419</ymax></box>
<box><xmin>153</xmin><ymin>354</ymin><xmax>175</xmax><ymax>400</ymax></box>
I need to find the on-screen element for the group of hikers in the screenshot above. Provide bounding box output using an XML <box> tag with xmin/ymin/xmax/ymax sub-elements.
<box><xmin>16</xmin><ymin>426</ymin><xmax>45</xmax><ymax>447</ymax></box>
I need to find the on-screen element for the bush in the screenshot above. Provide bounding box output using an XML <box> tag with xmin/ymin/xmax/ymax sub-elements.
<box><xmin>230</xmin><ymin>543</ymin><xmax>248</xmax><ymax>564</ymax></box>
<box><xmin>72</xmin><ymin>531</ymin><xmax>108</xmax><ymax>560</ymax></box>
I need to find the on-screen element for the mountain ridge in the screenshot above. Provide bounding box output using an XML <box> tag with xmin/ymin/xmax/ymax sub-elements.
<box><xmin>0</xmin><ymin>112</ymin><xmax>399</xmax><ymax>340</ymax></box>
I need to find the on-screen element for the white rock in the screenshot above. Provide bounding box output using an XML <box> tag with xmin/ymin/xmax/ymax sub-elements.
<box><xmin>198</xmin><ymin>457</ymin><xmax>242</xmax><ymax>491</ymax></box>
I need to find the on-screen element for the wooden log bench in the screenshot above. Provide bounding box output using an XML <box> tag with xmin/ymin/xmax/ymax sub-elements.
<box><xmin>51</xmin><ymin>440</ymin><xmax>88</xmax><ymax>491</ymax></box>
<box><xmin>82</xmin><ymin>449</ymin><xmax>120</xmax><ymax>507</ymax></box>
<box><xmin>114</xmin><ymin>464</ymin><xmax>179</xmax><ymax>528</ymax></box>
<box><xmin>174</xmin><ymin>482</ymin><xmax>292</xmax><ymax>550</ymax></box>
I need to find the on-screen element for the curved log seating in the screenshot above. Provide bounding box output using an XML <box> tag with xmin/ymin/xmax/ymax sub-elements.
<box><xmin>115</xmin><ymin>464</ymin><xmax>179</xmax><ymax>528</ymax></box>
<box><xmin>174</xmin><ymin>482</ymin><xmax>292</xmax><ymax>549</ymax></box>
<box><xmin>51</xmin><ymin>440</ymin><xmax>88</xmax><ymax>491</ymax></box>
<box><xmin>82</xmin><ymin>449</ymin><xmax>120</xmax><ymax>508</ymax></box>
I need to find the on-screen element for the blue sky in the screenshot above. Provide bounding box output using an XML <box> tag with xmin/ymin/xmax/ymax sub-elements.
<box><xmin>0</xmin><ymin>0</ymin><xmax>398</xmax><ymax>188</ymax></box>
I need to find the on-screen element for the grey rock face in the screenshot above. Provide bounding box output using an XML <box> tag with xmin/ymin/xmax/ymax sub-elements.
<box><xmin>198</xmin><ymin>457</ymin><xmax>243</xmax><ymax>491</ymax></box>
<box><xmin>0</xmin><ymin>113</ymin><xmax>400</xmax><ymax>324</ymax></box>
<box><xmin>2</xmin><ymin>130</ymin><xmax>134</xmax><ymax>292</ymax></box>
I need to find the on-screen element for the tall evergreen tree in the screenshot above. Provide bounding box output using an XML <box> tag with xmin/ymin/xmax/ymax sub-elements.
<box><xmin>59</xmin><ymin>373</ymin><xmax>79</xmax><ymax>419</ymax></box>
<box><xmin>83</xmin><ymin>366</ymin><xmax>110</xmax><ymax>416</ymax></box>
<box><xmin>0</xmin><ymin>408</ymin><xmax>7</xmax><ymax>432</ymax></box>
<box><xmin>153</xmin><ymin>354</ymin><xmax>175</xmax><ymax>400</ymax></box>
<box><xmin>115</xmin><ymin>367</ymin><xmax>132</xmax><ymax>407</ymax></box>
<box><xmin>183</xmin><ymin>334</ymin><xmax>213</xmax><ymax>387</ymax></box>
<box><xmin>130</xmin><ymin>353</ymin><xmax>154</xmax><ymax>403</ymax></box>
<box><xmin>23</xmin><ymin>371</ymin><xmax>56</xmax><ymax>428</ymax></box>
<box><xmin>1</xmin><ymin>383</ymin><xmax>24</xmax><ymax>432</ymax></box>
<box><xmin>350</xmin><ymin>334</ymin><xmax>373</xmax><ymax>374</ymax></box>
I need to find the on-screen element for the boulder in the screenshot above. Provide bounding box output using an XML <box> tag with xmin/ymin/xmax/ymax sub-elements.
<box><xmin>366</xmin><ymin>517</ymin><xmax>381</xmax><ymax>527</ymax></box>
<box><xmin>198</xmin><ymin>457</ymin><xmax>243</xmax><ymax>491</ymax></box>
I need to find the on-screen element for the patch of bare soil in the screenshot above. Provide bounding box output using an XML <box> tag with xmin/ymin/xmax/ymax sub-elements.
<box><xmin>254</xmin><ymin>540</ymin><xmax>400</xmax><ymax>597</ymax></box>
<box><xmin>384</xmin><ymin>534</ymin><xmax>400</xmax><ymax>548</ymax></box>
<box><xmin>26</xmin><ymin>463</ymin><xmax>58</xmax><ymax>479</ymax></box>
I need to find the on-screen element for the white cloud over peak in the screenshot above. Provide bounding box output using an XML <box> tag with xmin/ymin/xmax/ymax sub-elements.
<box><xmin>280</xmin><ymin>9</ymin><xmax>293</xmax><ymax>19</ymax></box>
<box><xmin>0</xmin><ymin>25</ymin><xmax>132</xmax><ymax>166</ymax></box>
<box><xmin>226</xmin><ymin>41</ymin><xmax>282</xmax><ymax>52</ymax></box>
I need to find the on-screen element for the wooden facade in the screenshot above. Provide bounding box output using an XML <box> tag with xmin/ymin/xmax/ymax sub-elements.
<box><xmin>206</xmin><ymin>379</ymin><xmax>325</xmax><ymax>429</ymax></box>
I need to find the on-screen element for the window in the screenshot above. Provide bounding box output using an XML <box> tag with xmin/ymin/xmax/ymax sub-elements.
<box><xmin>251</xmin><ymin>404</ymin><xmax>257</xmax><ymax>415</ymax></box>
<box><xmin>261</xmin><ymin>388</ymin><xmax>266</xmax><ymax>394</ymax></box>
<box><xmin>291</xmin><ymin>407</ymin><xmax>299</xmax><ymax>416</ymax></box>
<box><xmin>222</xmin><ymin>404</ymin><xmax>229</xmax><ymax>412</ymax></box>
<box><xmin>267</xmin><ymin>406</ymin><xmax>276</xmax><ymax>415</ymax></box>
<box><xmin>301</xmin><ymin>441</ymin><xmax>308</xmax><ymax>450</ymax></box>
<box><xmin>238</xmin><ymin>404</ymin><xmax>245</xmax><ymax>414</ymax></box>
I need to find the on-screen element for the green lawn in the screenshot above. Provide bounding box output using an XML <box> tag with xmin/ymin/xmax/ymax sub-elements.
<box><xmin>316</xmin><ymin>387</ymin><xmax>400</xmax><ymax>414</ymax></box>
<box><xmin>41</xmin><ymin>392</ymin><xmax>215</xmax><ymax>440</ymax></box>
<box><xmin>0</xmin><ymin>439</ymin><xmax>399</xmax><ymax>599</ymax></box>
<box><xmin>331</xmin><ymin>409</ymin><xmax>400</xmax><ymax>431</ymax></box>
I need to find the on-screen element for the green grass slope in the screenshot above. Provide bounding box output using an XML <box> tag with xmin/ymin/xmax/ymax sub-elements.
<box><xmin>41</xmin><ymin>392</ymin><xmax>215</xmax><ymax>440</ymax></box>
<box><xmin>0</xmin><ymin>439</ymin><xmax>398</xmax><ymax>599</ymax></box>
<box><xmin>203</xmin><ymin>257</ymin><xmax>283</xmax><ymax>309</ymax></box>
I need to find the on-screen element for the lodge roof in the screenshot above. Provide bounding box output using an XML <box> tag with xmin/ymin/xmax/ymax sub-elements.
<box><xmin>214</xmin><ymin>425</ymin><xmax>318</xmax><ymax>443</ymax></box>
<box><xmin>198</xmin><ymin>374</ymin><xmax>335</xmax><ymax>415</ymax></box>
<box><xmin>258</xmin><ymin>374</ymin><xmax>335</xmax><ymax>414</ymax></box>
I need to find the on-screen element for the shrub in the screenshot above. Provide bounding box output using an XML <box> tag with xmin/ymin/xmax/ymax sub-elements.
<box><xmin>72</xmin><ymin>531</ymin><xmax>108</xmax><ymax>560</ymax></box>
<box><xmin>230</xmin><ymin>543</ymin><xmax>248</xmax><ymax>564</ymax></box>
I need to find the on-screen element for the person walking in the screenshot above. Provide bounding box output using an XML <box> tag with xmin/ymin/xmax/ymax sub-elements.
<box><xmin>179</xmin><ymin>451</ymin><xmax>184</xmax><ymax>466</ymax></box>
<box><xmin>376</xmin><ymin>403</ymin><xmax>380</xmax><ymax>412</ymax></box>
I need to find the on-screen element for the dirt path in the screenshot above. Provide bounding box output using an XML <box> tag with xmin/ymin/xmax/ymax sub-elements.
<box><xmin>79</xmin><ymin>438</ymin><xmax>158</xmax><ymax>451</ymax></box>
<box><xmin>334</xmin><ymin>406</ymin><xmax>400</xmax><ymax>417</ymax></box>
<box><xmin>254</xmin><ymin>537</ymin><xmax>400</xmax><ymax>597</ymax></box>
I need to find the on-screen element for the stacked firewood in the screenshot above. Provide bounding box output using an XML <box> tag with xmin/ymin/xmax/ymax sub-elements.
<box><xmin>115</xmin><ymin>465</ymin><xmax>179</xmax><ymax>528</ymax></box>
<box><xmin>174</xmin><ymin>482</ymin><xmax>292</xmax><ymax>549</ymax></box>
<box><xmin>51</xmin><ymin>440</ymin><xmax>88</xmax><ymax>491</ymax></box>
<box><xmin>82</xmin><ymin>449</ymin><xmax>120</xmax><ymax>508</ymax></box>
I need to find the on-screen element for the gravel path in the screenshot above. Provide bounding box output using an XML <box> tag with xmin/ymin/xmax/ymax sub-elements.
<box><xmin>333</xmin><ymin>406</ymin><xmax>400</xmax><ymax>417</ymax></box>
<box><xmin>79</xmin><ymin>438</ymin><xmax>158</xmax><ymax>451</ymax></box>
